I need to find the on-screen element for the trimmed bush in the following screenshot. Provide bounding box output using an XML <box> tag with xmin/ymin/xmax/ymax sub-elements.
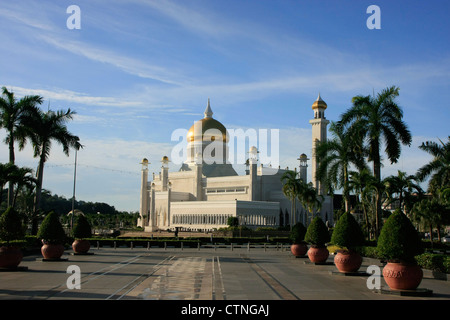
<box><xmin>72</xmin><ymin>214</ymin><xmax>92</xmax><ymax>239</ymax></box>
<box><xmin>0</xmin><ymin>207</ymin><xmax>25</xmax><ymax>244</ymax></box>
<box><xmin>330</xmin><ymin>212</ymin><xmax>365</xmax><ymax>251</ymax></box>
<box><xmin>290</xmin><ymin>222</ymin><xmax>307</xmax><ymax>244</ymax></box>
<box><xmin>415</xmin><ymin>253</ymin><xmax>450</xmax><ymax>273</ymax></box>
<box><xmin>377</xmin><ymin>209</ymin><xmax>423</xmax><ymax>263</ymax></box>
<box><xmin>37</xmin><ymin>211</ymin><xmax>66</xmax><ymax>244</ymax></box>
<box><xmin>305</xmin><ymin>216</ymin><xmax>330</xmax><ymax>247</ymax></box>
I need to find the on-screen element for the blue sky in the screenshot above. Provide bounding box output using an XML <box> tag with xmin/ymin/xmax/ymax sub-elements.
<box><xmin>0</xmin><ymin>0</ymin><xmax>449</xmax><ymax>212</ymax></box>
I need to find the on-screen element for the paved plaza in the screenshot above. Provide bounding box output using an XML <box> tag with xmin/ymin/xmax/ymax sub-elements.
<box><xmin>0</xmin><ymin>246</ymin><xmax>449</xmax><ymax>301</ymax></box>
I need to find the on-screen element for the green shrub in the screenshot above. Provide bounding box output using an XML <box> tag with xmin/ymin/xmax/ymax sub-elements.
<box><xmin>359</xmin><ymin>246</ymin><xmax>379</xmax><ymax>259</ymax></box>
<box><xmin>289</xmin><ymin>222</ymin><xmax>306</xmax><ymax>244</ymax></box>
<box><xmin>72</xmin><ymin>214</ymin><xmax>92</xmax><ymax>239</ymax></box>
<box><xmin>0</xmin><ymin>207</ymin><xmax>25</xmax><ymax>244</ymax></box>
<box><xmin>377</xmin><ymin>209</ymin><xmax>423</xmax><ymax>262</ymax></box>
<box><xmin>37</xmin><ymin>211</ymin><xmax>66</xmax><ymax>244</ymax></box>
<box><xmin>415</xmin><ymin>253</ymin><xmax>450</xmax><ymax>273</ymax></box>
<box><xmin>330</xmin><ymin>212</ymin><xmax>365</xmax><ymax>251</ymax></box>
<box><xmin>304</xmin><ymin>216</ymin><xmax>330</xmax><ymax>247</ymax></box>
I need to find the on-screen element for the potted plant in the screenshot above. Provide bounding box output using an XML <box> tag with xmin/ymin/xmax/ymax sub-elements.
<box><xmin>377</xmin><ymin>209</ymin><xmax>424</xmax><ymax>290</ymax></box>
<box><xmin>330</xmin><ymin>212</ymin><xmax>365</xmax><ymax>273</ymax></box>
<box><xmin>72</xmin><ymin>214</ymin><xmax>92</xmax><ymax>254</ymax></box>
<box><xmin>37</xmin><ymin>211</ymin><xmax>67</xmax><ymax>260</ymax></box>
<box><xmin>0</xmin><ymin>207</ymin><xmax>26</xmax><ymax>269</ymax></box>
<box><xmin>290</xmin><ymin>222</ymin><xmax>307</xmax><ymax>257</ymax></box>
<box><xmin>304</xmin><ymin>216</ymin><xmax>330</xmax><ymax>263</ymax></box>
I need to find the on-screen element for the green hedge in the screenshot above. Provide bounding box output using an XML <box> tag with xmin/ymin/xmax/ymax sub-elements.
<box><xmin>414</xmin><ymin>253</ymin><xmax>450</xmax><ymax>274</ymax></box>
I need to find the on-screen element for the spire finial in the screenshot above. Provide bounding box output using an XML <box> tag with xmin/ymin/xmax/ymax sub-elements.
<box><xmin>204</xmin><ymin>98</ymin><xmax>213</xmax><ymax>118</ymax></box>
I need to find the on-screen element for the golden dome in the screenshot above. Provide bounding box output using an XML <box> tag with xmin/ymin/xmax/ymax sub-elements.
<box><xmin>187</xmin><ymin>99</ymin><xmax>228</xmax><ymax>143</ymax></box>
<box><xmin>187</xmin><ymin>118</ymin><xmax>228</xmax><ymax>142</ymax></box>
<box><xmin>311</xmin><ymin>93</ymin><xmax>327</xmax><ymax>110</ymax></box>
<box><xmin>161</xmin><ymin>155</ymin><xmax>169</xmax><ymax>162</ymax></box>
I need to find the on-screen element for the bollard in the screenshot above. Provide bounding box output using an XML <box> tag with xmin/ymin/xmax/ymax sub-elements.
<box><xmin>131</xmin><ymin>241</ymin><xmax>133</xmax><ymax>250</ymax></box>
<box><xmin>231</xmin><ymin>243</ymin><xmax>233</xmax><ymax>251</ymax></box>
<box><xmin>181</xmin><ymin>242</ymin><xmax>183</xmax><ymax>251</ymax></box>
<box><xmin>164</xmin><ymin>242</ymin><xmax>167</xmax><ymax>251</ymax></box>
<box><xmin>198</xmin><ymin>242</ymin><xmax>200</xmax><ymax>251</ymax></box>
<box><xmin>114</xmin><ymin>241</ymin><xmax>116</xmax><ymax>250</ymax></box>
<box><xmin>247</xmin><ymin>242</ymin><xmax>250</xmax><ymax>251</ymax></box>
<box><xmin>147</xmin><ymin>241</ymin><xmax>150</xmax><ymax>250</ymax></box>
<box><xmin>264</xmin><ymin>243</ymin><xmax>267</xmax><ymax>252</ymax></box>
<box><xmin>97</xmin><ymin>241</ymin><xmax>100</xmax><ymax>250</ymax></box>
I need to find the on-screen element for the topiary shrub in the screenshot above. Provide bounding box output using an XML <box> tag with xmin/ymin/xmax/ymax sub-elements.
<box><xmin>0</xmin><ymin>207</ymin><xmax>25</xmax><ymax>245</ymax></box>
<box><xmin>377</xmin><ymin>209</ymin><xmax>423</xmax><ymax>263</ymax></box>
<box><xmin>290</xmin><ymin>222</ymin><xmax>307</xmax><ymax>244</ymax></box>
<box><xmin>305</xmin><ymin>216</ymin><xmax>330</xmax><ymax>248</ymax></box>
<box><xmin>72</xmin><ymin>214</ymin><xmax>92</xmax><ymax>239</ymax></box>
<box><xmin>37</xmin><ymin>211</ymin><xmax>66</xmax><ymax>244</ymax></box>
<box><xmin>330</xmin><ymin>212</ymin><xmax>365</xmax><ymax>252</ymax></box>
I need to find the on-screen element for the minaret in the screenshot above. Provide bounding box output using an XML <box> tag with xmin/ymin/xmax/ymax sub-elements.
<box><xmin>248</xmin><ymin>146</ymin><xmax>258</xmax><ymax>201</ymax></box>
<box><xmin>309</xmin><ymin>94</ymin><xmax>330</xmax><ymax>195</ymax></box>
<box><xmin>297</xmin><ymin>153</ymin><xmax>309</xmax><ymax>183</ymax></box>
<box><xmin>138</xmin><ymin>158</ymin><xmax>149</xmax><ymax>228</ymax></box>
<box><xmin>161</xmin><ymin>156</ymin><xmax>169</xmax><ymax>191</ymax></box>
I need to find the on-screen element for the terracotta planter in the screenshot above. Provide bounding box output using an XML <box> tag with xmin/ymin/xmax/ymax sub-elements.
<box><xmin>0</xmin><ymin>246</ymin><xmax>23</xmax><ymax>269</ymax></box>
<box><xmin>291</xmin><ymin>243</ymin><xmax>308</xmax><ymax>257</ymax></box>
<box><xmin>41</xmin><ymin>242</ymin><xmax>65</xmax><ymax>260</ymax></box>
<box><xmin>307</xmin><ymin>246</ymin><xmax>329</xmax><ymax>263</ymax></box>
<box><xmin>72</xmin><ymin>239</ymin><xmax>91</xmax><ymax>254</ymax></box>
<box><xmin>382</xmin><ymin>262</ymin><xmax>423</xmax><ymax>290</ymax></box>
<box><xmin>334</xmin><ymin>251</ymin><xmax>362</xmax><ymax>273</ymax></box>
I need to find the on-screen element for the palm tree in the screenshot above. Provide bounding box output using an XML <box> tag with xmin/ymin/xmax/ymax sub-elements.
<box><xmin>416</xmin><ymin>136</ymin><xmax>450</xmax><ymax>191</ymax></box>
<box><xmin>339</xmin><ymin>86</ymin><xmax>412</xmax><ymax>237</ymax></box>
<box><xmin>0</xmin><ymin>163</ymin><xmax>17</xmax><ymax>207</ymax></box>
<box><xmin>299</xmin><ymin>181</ymin><xmax>324</xmax><ymax>226</ymax></box>
<box><xmin>0</xmin><ymin>163</ymin><xmax>37</xmax><ymax>211</ymax></box>
<box><xmin>0</xmin><ymin>87</ymin><xmax>43</xmax><ymax>205</ymax></box>
<box><xmin>315</xmin><ymin>121</ymin><xmax>366</xmax><ymax>212</ymax></box>
<box><xmin>9</xmin><ymin>166</ymin><xmax>37</xmax><ymax>209</ymax></box>
<box><xmin>24</xmin><ymin>108</ymin><xmax>82</xmax><ymax>234</ymax></box>
<box><xmin>384</xmin><ymin>170</ymin><xmax>423</xmax><ymax>216</ymax></box>
<box><xmin>411</xmin><ymin>198</ymin><xmax>446</xmax><ymax>245</ymax></box>
<box><xmin>281</xmin><ymin>170</ymin><xmax>302</xmax><ymax>229</ymax></box>
<box><xmin>349</xmin><ymin>167</ymin><xmax>374</xmax><ymax>238</ymax></box>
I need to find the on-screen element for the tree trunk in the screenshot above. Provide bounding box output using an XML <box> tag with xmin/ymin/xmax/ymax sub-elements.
<box><xmin>32</xmin><ymin>154</ymin><xmax>45</xmax><ymax>234</ymax></box>
<box><xmin>7</xmin><ymin>137</ymin><xmax>15</xmax><ymax>207</ymax></box>
<box><xmin>372</xmin><ymin>142</ymin><xmax>382</xmax><ymax>239</ymax></box>
<box><xmin>429</xmin><ymin>224</ymin><xmax>433</xmax><ymax>249</ymax></box>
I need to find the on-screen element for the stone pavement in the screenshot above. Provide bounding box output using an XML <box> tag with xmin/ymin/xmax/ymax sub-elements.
<box><xmin>0</xmin><ymin>246</ymin><xmax>449</xmax><ymax>301</ymax></box>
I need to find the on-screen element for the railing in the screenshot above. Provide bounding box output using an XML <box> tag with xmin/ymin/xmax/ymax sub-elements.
<box><xmin>93</xmin><ymin>240</ymin><xmax>291</xmax><ymax>252</ymax></box>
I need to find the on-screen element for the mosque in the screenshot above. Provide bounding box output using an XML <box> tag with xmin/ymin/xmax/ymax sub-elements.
<box><xmin>137</xmin><ymin>95</ymin><xmax>333</xmax><ymax>232</ymax></box>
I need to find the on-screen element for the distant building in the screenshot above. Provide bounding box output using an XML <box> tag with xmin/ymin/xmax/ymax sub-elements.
<box><xmin>138</xmin><ymin>96</ymin><xmax>333</xmax><ymax>232</ymax></box>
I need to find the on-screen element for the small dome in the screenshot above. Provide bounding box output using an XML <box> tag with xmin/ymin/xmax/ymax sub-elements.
<box><xmin>249</xmin><ymin>146</ymin><xmax>258</xmax><ymax>154</ymax></box>
<box><xmin>161</xmin><ymin>155</ymin><xmax>169</xmax><ymax>162</ymax></box>
<box><xmin>141</xmin><ymin>158</ymin><xmax>149</xmax><ymax>164</ymax></box>
<box><xmin>299</xmin><ymin>153</ymin><xmax>307</xmax><ymax>159</ymax></box>
<box><xmin>311</xmin><ymin>93</ymin><xmax>327</xmax><ymax>110</ymax></box>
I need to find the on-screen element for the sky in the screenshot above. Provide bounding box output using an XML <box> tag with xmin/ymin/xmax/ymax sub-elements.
<box><xmin>0</xmin><ymin>0</ymin><xmax>449</xmax><ymax>212</ymax></box>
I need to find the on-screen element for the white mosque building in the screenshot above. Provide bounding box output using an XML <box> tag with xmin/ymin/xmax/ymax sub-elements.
<box><xmin>138</xmin><ymin>95</ymin><xmax>333</xmax><ymax>232</ymax></box>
